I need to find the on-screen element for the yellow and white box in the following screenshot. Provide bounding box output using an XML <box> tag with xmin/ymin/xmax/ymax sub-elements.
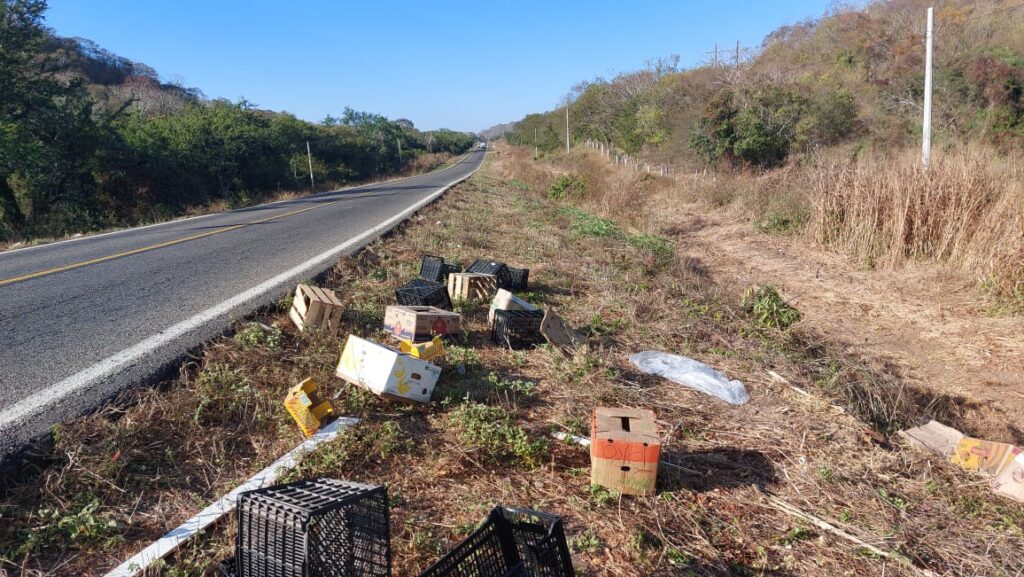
<box><xmin>283</xmin><ymin>378</ymin><xmax>334</xmax><ymax>438</ymax></box>
<box><xmin>336</xmin><ymin>334</ymin><xmax>441</xmax><ymax>403</ymax></box>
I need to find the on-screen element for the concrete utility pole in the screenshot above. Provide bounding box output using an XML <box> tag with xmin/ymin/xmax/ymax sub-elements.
<box><xmin>565</xmin><ymin>108</ymin><xmax>570</xmax><ymax>153</ymax></box>
<box><xmin>306</xmin><ymin>141</ymin><xmax>315</xmax><ymax>191</ymax></box>
<box><xmin>735</xmin><ymin>41</ymin><xmax>740</xmax><ymax>67</ymax></box>
<box><xmin>397</xmin><ymin>137</ymin><xmax>402</xmax><ymax>161</ymax></box>
<box><xmin>922</xmin><ymin>6</ymin><xmax>934</xmax><ymax>169</ymax></box>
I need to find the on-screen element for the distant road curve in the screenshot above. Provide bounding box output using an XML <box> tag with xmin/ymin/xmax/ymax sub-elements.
<box><xmin>0</xmin><ymin>149</ymin><xmax>485</xmax><ymax>460</ymax></box>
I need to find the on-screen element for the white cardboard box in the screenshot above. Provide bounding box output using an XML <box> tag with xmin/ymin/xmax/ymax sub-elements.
<box><xmin>336</xmin><ymin>334</ymin><xmax>441</xmax><ymax>403</ymax></box>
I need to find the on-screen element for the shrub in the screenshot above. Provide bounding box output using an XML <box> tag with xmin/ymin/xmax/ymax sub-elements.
<box><xmin>741</xmin><ymin>285</ymin><xmax>802</xmax><ymax>329</ymax></box>
<box><xmin>547</xmin><ymin>174</ymin><xmax>586</xmax><ymax>199</ymax></box>
<box><xmin>560</xmin><ymin>207</ymin><xmax>620</xmax><ymax>237</ymax></box>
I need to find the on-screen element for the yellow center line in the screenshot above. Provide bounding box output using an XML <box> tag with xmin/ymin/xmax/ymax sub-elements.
<box><xmin>0</xmin><ymin>195</ymin><xmax>351</xmax><ymax>287</ymax></box>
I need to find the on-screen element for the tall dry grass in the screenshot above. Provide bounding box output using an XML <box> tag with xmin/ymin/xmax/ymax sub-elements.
<box><xmin>806</xmin><ymin>147</ymin><xmax>1024</xmax><ymax>300</ymax></box>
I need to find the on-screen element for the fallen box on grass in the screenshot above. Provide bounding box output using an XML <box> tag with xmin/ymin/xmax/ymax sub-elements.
<box><xmin>448</xmin><ymin>272</ymin><xmax>498</xmax><ymax>301</ymax></box>
<box><xmin>417</xmin><ymin>507</ymin><xmax>574</xmax><ymax>577</ymax></box>
<box><xmin>488</xmin><ymin>288</ymin><xmax>539</xmax><ymax>324</ymax></box>
<box><xmin>395</xmin><ymin>278</ymin><xmax>452</xmax><ymax>310</ymax></box>
<box><xmin>289</xmin><ymin>284</ymin><xmax>344</xmax><ymax>332</ymax></box>
<box><xmin>336</xmin><ymin>334</ymin><xmax>441</xmax><ymax>403</ymax></box>
<box><xmin>591</xmin><ymin>407</ymin><xmax>661</xmax><ymax>496</ymax></box>
<box><xmin>419</xmin><ymin>254</ymin><xmax>462</xmax><ymax>283</ymax></box>
<box><xmin>491</xmin><ymin>309</ymin><xmax>545</xmax><ymax>349</ymax></box>
<box><xmin>383</xmin><ymin>305</ymin><xmax>461</xmax><ymax>342</ymax></box>
<box><xmin>398</xmin><ymin>335</ymin><xmax>446</xmax><ymax>362</ymax></box>
<box><xmin>951</xmin><ymin>438</ymin><xmax>1024</xmax><ymax>502</ymax></box>
<box><xmin>283</xmin><ymin>378</ymin><xmax>334</xmax><ymax>438</ymax></box>
<box><xmin>231</xmin><ymin>478</ymin><xmax>390</xmax><ymax>577</ymax></box>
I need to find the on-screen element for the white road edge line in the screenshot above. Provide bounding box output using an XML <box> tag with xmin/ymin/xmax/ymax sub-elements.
<box><xmin>0</xmin><ymin>152</ymin><xmax>469</xmax><ymax>257</ymax></box>
<box><xmin>104</xmin><ymin>417</ymin><xmax>360</xmax><ymax>577</ymax></box>
<box><xmin>0</xmin><ymin>157</ymin><xmax>481</xmax><ymax>429</ymax></box>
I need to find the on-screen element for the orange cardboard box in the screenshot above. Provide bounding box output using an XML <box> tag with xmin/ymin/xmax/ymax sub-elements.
<box><xmin>591</xmin><ymin>407</ymin><xmax>660</xmax><ymax>496</ymax></box>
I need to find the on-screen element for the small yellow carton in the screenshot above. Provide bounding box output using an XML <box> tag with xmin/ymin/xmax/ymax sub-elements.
<box><xmin>398</xmin><ymin>335</ymin><xmax>446</xmax><ymax>362</ymax></box>
<box><xmin>284</xmin><ymin>378</ymin><xmax>334</xmax><ymax>437</ymax></box>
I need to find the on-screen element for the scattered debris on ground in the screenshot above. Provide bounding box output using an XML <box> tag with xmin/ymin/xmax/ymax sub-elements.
<box><xmin>2</xmin><ymin>146</ymin><xmax>1022</xmax><ymax>577</ymax></box>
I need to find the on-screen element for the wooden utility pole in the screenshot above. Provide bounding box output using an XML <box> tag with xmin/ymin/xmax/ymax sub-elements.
<box><xmin>735</xmin><ymin>41</ymin><xmax>740</xmax><ymax>67</ymax></box>
<box><xmin>306</xmin><ymin>141</ymin><xmax>315</xmax><ymax>191</ymax></box>
<box><xmin>922</xmin><ymin>6</ymin><xmax>934</xmax><ymax>169</ymax></box>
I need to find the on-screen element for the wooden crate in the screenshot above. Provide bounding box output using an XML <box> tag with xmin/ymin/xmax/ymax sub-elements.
<box><xmin>383</xmin><ymin>305</ymin><xmax>461</xmax><ymax>342</ymax></box>
<box><xmin>289</xmin><ymin>284</ymin><xmax>344</xmax><ymax>332</ymax></box>
<box><xmin>448</xmin><ymin>272</ymin><xmax>498</xmax><ymax>301</ymax></box>
<box><xmin>591</xmin><ymin>407</ymin><xmax>661</xmax><ymax>496</ymax></box>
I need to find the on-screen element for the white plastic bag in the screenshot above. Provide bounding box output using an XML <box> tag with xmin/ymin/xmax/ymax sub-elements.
<box><xmin>629</xmin><ymin>351</ymin><xmax>749</xmax><ymax>405</ymax></box>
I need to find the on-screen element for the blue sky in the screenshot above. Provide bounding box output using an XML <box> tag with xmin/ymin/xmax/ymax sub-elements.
<box><xmin>44</xmin><ymin>1</ymin><xmax>833</xmax><ymax>132</ymax></box>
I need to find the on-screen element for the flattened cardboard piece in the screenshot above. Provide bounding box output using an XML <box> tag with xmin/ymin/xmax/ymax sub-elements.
<box><xmin>951</xmin><ymin>438</ymin><xmax>1019</xmax><ymax>475</ymax></box>
<box><xmin>540</xmin><ymin>308</ymin><xmax>580</xmax><ymax>354</ymax></box>
<box><xmin>992</xmin><ymin>450</ymin><xmax>1024</xmax><ymax>503</ymax></box>
<box><xmin>900</xmin><ymin>420</ymin><xmax>964</xmax><ymax>458</ymax></box>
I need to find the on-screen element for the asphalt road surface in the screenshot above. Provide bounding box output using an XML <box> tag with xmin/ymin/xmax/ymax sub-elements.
<box><xmin>0</xmin><ymin>149</ymin><xmax>485</xmax><ymax>461</ymax></box>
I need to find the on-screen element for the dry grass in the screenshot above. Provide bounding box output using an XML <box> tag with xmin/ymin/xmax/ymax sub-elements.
<box><xmin>805</xmin><ymin>147</ymin><xmax>1024</xmax><ymax>302</ymax></box>
<box><xmin>2</xmin><ymin>146</ymin><xmax>1023</xmax><ymax>577</ymax></box>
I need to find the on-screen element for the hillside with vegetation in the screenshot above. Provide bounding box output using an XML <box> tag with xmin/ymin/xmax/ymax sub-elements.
<box><xmin>506</xmin><ymin>0</ymin><xmax>1024</xmax><ymax>303</ymax></box>
<box><xmin>0</xmin><ymin>1</ymin><xmax>474</xmax><ymax>244</ymax></box>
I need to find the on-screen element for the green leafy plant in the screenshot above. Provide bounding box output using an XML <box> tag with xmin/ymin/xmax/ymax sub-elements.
<box><xmin>570</xmin><ymin>530</ymin><xmax>601</xmax><ymax>553</ymax></box>
<box><xmin>486</xmin><ymin>372</ymin><xmax>538</xmax><ymax>398</ymax></box>
<box><xmin>547</xmin><ymin>174</ymin><xmax>586</xmax><ymax>199</ymax></box>
<box><xmin>741</xmin><ymin>285</ymin><xmax>802</xmax><ymax>329</ymax></box>
<box><xmin>233</xmin><ymin>322</ymin><xmax>284</xmax><ymax>350</ymax></box>
<box><xmin>449</xmin><ymin>402</ymin><xmax>547</xmax><ymax>468</ymax></box>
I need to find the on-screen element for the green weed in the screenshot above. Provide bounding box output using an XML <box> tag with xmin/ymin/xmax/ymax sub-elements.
<box><xmin>486</xmin><ymin>372</ymin><xmax>538</xmax><ymax>398</ymax></box>
<box><xmin>14</xmin><ymin>499</ymin><xmax>120</xmax><ymax>557</ymax></box>
<box><xmin>741</xmin><ymin>285</ymin><xmax>802</xmax><ymax>330</ymax></box>
<box><xmin>560</xmin><ymin>207</ymin><xmax>620</xmax><ymax>237</ymax></box>
<box><xmin>234</xmin><ymin>322</ymin><xmax>284</xmax><ymax>350</ymax></box>
<box><xmin>547</xmin><ymin>174</ymin><xmax>585</xmax><ymax>199</ymax></box>
<box><xmin>570</xmin><ymin>530</ymin><xmax>601</xmax><ymax>553</ymax></box>
<box><xmin>448</xmin><ymin>402</ymin><xmax>547</xmax><ymax>468</ymax></box>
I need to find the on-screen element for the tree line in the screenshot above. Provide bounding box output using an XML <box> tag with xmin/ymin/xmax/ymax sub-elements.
<box><xmin>0</xmin><ymin>0</ymin><xmax>474</xmax><ymax>242</ymax></box>
<box><xmin>505</xmin><ymin>0</ymin><xmax>1024</xmax><ymax>169</ymax></box>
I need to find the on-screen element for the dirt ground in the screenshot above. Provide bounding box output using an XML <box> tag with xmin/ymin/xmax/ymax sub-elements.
<box><xmin>651</xmin><ymin>205</ymin><xmax>1024</xmax><ymax>444</ymax></box>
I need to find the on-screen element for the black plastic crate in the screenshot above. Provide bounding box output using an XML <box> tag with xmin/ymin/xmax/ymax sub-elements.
<box><xmin>466</xmin><ymin>259</ymin><xmax>514</xmax><ymax>290</ymax></box>
<box><xmin>419</xmin><ymin>256</ymin><xmax>463</xmax><ymax>283</ymax></box>
<box><xmin>491</xmin><ymin>309</ymin><xmax>545</xmax><ymax>349</ymax></box>
<box><xmin>396</xmin><ymin>279</ymin><xmax>452</xmax><ymax>310</ymax></box>
<box><xmin>506</xmin><ymin>267</ymin><xmax>529</xmax><ymax>291</ymax></box>
<box><xmin>235</xmin><ymin>478</ymin><xmax>390</xmax><ymax>577</ymax></box>
<box><xmin>417</xmin><ymin>507</ymin><xmax>573</xmax><ymax>577</ymax></box>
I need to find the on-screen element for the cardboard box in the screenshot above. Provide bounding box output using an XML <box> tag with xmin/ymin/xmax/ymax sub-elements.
<box><xmin>398</xmin><ymin>335</ymin><xmax>446</xmax><ymax>362</ymax></box>
<box><xmin>992</xmin><ymin>450</ymin><xmax>1024</xmax><ymax>502</ymax></box>
<box><xmin>488</xmin><ymin>288</ymin><xmax>539</xmax><ymax>324</ymax></box>
<box><xmin>283</xmin><ymin>378</ymin><xmax>334</xmax><ymax>438</ymax></box>
<box><xmin>591</xmin><ymin>407</ymin><xmax>661</xmax><ymax>496</ymax></box>
<box><xmin>383</xmin><ymin>305</ymin><xmax>461</xmax><ymax>342</ymax></box>
<box><xmin>952</xmin><ymin>438</ymin><xmax>1019</xmax><ymax>474</ymax></box>
<box><xmin>289</xmin><ymin>284</ymin><xmax>344</xmax><ymax>332</ymax></box>
<box><xmin>336</xmin><ymin>334</ymin><xmax>441</xmax><ymax>403</ymax></box>
<box><xmin>448</xmin><ymin>272</ymin><xmax>498</xmax><ymax>301</ymax></box>
<box><xmin>952</xmin><ymin>437</ymin><xmax>1024</xmax><ymax>503</ymax></box>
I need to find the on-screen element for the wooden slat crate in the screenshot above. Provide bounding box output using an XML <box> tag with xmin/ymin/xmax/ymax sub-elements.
<box><xmin>447</xmin><ymin>272</ymin><xmax>498</xmax><ymax>301</ymax></box>
<box><xmin>289</xmin><ymin>284</ymin><xmax>344</xmax><ymax>332</ymax></box>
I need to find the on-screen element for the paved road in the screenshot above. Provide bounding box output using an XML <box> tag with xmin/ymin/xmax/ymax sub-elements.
<box><xmin>0</xmin><ymin>149</ymin><xmax>484</xmax><ymax>460</ymax></box>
